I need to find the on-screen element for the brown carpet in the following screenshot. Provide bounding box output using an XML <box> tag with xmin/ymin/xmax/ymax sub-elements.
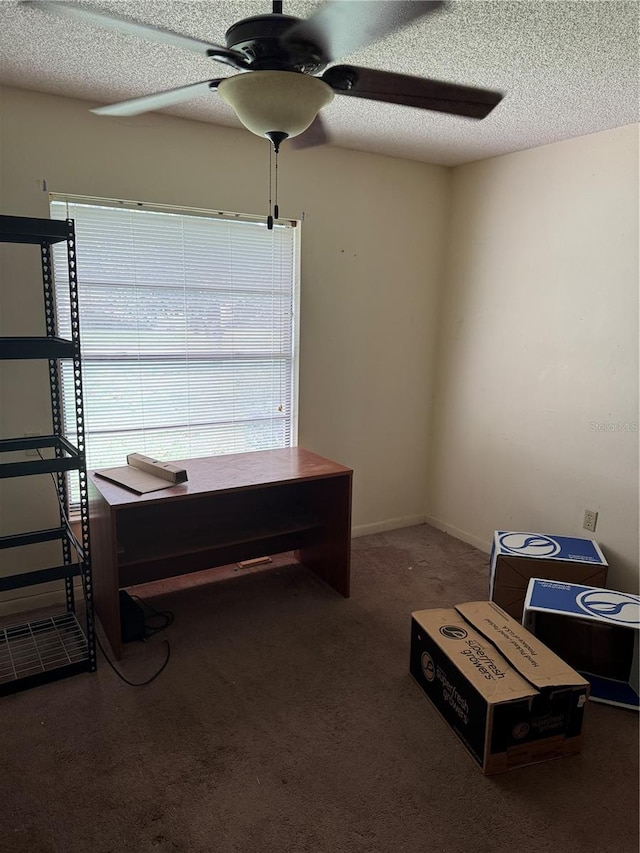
<box><xmin>1</xmin><ymin>524</ymin><xmax>638</xmax><ymax>853</ymax></box>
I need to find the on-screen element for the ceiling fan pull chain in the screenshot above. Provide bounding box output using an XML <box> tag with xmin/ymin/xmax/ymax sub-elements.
<box><xmin>274</xmin><ymin>148</ymin><xmax>279</xmax><ymax>221</ymax></box>
<box><xmin>267</xmin><ymin>143</ymin><xmax>274</xmax><ymax>230</ymax></box>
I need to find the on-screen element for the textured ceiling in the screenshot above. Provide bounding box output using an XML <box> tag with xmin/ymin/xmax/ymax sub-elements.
<box><xmin>0</xmin><ymin>0</ymin><xmax>638</xmax><ymax>166</ymax></box>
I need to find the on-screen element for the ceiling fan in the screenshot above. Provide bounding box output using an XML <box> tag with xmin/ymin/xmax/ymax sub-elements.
<box><xmin>22</xmin><ymin>0</ymin><xmax>503</xmax><ymax>151</ymax></box>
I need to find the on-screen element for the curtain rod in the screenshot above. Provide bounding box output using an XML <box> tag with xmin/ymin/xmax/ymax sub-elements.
<box><xmin>49</xmin><ymin>192</ymin><xmax>298</xmax><ymax>228</ymax></box>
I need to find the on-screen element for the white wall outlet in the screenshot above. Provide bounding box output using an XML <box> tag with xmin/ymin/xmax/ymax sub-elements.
<box><xmin>583</xmin><ymin>509</ymin><xmax>598</xmax><ymax>533</ymax></box>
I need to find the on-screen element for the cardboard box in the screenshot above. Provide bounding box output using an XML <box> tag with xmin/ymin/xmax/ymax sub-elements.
<box><xmin>410</xmin><ymin>601</ymin><xmax>589</xmax><ymax>774</ymax></box>
<box><xmin>489</xmin><ymin>531</ymin><xmax>608</xmax><ymax>620</ymax></box>
<box><xmin>523</xmin><ymin>579</ymin><xmax>640</xmax><ymax>711</ymax></box>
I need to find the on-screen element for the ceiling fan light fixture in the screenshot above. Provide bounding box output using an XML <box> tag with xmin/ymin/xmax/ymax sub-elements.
<box><xmin>218</xmin><ymin>70</ymin><xmax>333</xmax><ymax>143</ymax></box>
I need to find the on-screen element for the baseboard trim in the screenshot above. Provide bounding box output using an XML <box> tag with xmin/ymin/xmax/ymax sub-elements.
<box><xmin>424</xmin><ymin>515</ymin><xmax>492</xmax><ymax>554</ymax></box>
<box><xmin>352</xmin><ymin>514</ymin><xmax>428</xmax><ymax>539</ymax></box>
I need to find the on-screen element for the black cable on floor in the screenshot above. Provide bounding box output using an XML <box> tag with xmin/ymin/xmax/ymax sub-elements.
<box><xmin>96</xmin><ymin>634</ymin><xmax>171</xmax><ymax>687</ymax></box>
<box><xmin>96</xmin><ymin>591</ymin><xmax>174</xmax><ymax>686</ymax></box>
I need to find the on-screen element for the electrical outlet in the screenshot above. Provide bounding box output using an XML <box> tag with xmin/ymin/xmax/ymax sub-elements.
<box><xmin>583</xmin><ymin>509</ymin><xmax>598</xmax><ymax>533</ymax></box>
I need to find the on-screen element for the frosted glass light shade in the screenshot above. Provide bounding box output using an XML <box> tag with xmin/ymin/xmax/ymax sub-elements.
<box><xmin>218</xmin><ymin>71</ymin><xmax>334</xmax><ymax>140</ymax></box>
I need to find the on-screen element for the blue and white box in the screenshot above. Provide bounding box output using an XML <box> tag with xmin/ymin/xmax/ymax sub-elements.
<box><xmin>523</xmin><ymin>579</ymin><xmax>640</xmax><ymax>710</ymax></box>
<box><xmin>489</xmin><ymin>531</ymin><xmax>608</xmax><ymax>620</ymax></box>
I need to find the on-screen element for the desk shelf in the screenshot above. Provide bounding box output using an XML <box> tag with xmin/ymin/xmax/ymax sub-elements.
<box><xmin>118</xmin><ymin>515</ymin><xmax>319</xmax><ymax>567</ymax></box>
<box><xmin>116</xmin><ymin>497</ymin><xmax>321</xmax><ymax>586</ymax></box>
<box><xmin>118</xmin><ymin>524</ymin><xmax>320</xmax><ymax>587</ymax></box>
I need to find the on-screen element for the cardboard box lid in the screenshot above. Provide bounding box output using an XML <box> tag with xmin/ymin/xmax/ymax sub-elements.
<box><xmin>455</xmin><ymin>601</ymin><xmax>589</xmax><ymax>691</ymax></box>
<box><xmin>491</xmin><ymin>532</ymin><xmax>607</xmax><ymax>566</ymax></box>
<box><xmin>524</xmin><ymin>580</ymin><xmax>640</xmax><ymax>630</ymax></box>
<box><xmin>412</xmin><ymin>607</ymin><xmax>539</xmax><ymax>704</ymax></box>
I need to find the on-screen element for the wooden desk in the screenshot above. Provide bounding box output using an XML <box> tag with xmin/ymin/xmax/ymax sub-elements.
<box><xmin>88</xmin><ymin>448</ymin><xmax>352</xmax><ymax>658</ymax></box>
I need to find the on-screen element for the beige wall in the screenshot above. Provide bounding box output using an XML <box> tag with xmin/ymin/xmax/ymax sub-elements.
<box><xmin>0</xmin><ymin>85</ymin><xmax>449</xmax><ymax>605</ymax></box>
<box><xmin>2</xmin><ymin>85</ymin><xmax>637</xmax><ymax>606</ymax></box>
<box><xmin>428</xmin><ymin>124</ymin><xmax>639</xmax><ymax>593</ymax></box>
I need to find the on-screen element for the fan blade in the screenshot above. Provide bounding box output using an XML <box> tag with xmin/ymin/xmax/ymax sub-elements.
<box><xmin>282</xmin><ymin>1</ymin><xmax>445</xmax><ymax>62</ymax></box>
<box><xmin>322</xmin><ymin>65</ymin><xmax>502</xmax><ymax>119</ymax></box>
<box><xmin>91</xmin><ymin>80</ymin><xmax>222</xmax><ymax>117</ymax></box>
<box><xmin>20</xmin><ymin>1</ymin><xmax>249</xmax><ymax>70</ymax></box>
<box><xmin>290</xmin><ymin>115</ymin><xmax>331</xmax><ymax>150</ymax></box>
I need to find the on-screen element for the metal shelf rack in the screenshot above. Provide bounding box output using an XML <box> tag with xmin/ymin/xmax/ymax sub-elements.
<box><xmin>0</xmin><ymin>214</ymin><xmax>96</xmax><ymax>695</ymax></box>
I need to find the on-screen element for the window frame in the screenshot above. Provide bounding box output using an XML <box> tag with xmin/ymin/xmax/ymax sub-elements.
<box><xmin>49</xmin><ymin>193</ymin><xmax>301</xmax><ymax>499</ymax></box>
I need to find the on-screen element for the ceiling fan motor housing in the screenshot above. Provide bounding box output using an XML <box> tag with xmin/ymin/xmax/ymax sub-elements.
<box><xmin>225</xmin><ymin>14</ymin><xmax>329</xmax><ymax>74</ymax></box>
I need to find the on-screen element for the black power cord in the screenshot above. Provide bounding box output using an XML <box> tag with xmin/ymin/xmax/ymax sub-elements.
<box><xmin>94</xmin><ymin>592</ymin><xmax>174</xmax><ymax>686</ymax></box>
<box><xmin>96</xmin><ymin>633</ymin><xmax>171</xmax><ymax>687</ymax></box>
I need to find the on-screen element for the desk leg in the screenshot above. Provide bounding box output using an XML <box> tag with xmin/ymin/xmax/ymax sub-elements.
<box><xmin>89</xmin><ymin>482</ymin><xmax>122</xmax><ymax>660</ymax></box>
<box><xmin>298</xmin><ymin>472</ymin><xmax>352</xmax><ymax>597</ymax></box>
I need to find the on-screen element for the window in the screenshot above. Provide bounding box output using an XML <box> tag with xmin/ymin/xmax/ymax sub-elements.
<box><xmin>50</xmin><ymin>197</ymin><xmax>298</xmax><ymax>494</ymax></box>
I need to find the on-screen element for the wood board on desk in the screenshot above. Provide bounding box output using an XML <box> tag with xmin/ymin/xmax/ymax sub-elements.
<box><xmin>93</xmin><ymin>465</ymin><xmax>178</xmax><ymax>494</ymax></box>
<box><xmin>94</xmin><ymin>453</ymin><xmax>188</xmax><ymax>494</ymax></box>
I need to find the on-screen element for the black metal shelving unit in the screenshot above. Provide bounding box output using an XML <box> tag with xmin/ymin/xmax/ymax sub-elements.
<box><xmin>0</xmin><ymin>214</ymin><xmax>96</xmax><ymax>695</ymax></box>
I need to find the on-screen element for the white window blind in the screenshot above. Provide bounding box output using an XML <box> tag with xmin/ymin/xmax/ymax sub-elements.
<box><xmin>50</xmin><ymin>197</ymin><xmax>298</xmax><ymax>489</ymax></box>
